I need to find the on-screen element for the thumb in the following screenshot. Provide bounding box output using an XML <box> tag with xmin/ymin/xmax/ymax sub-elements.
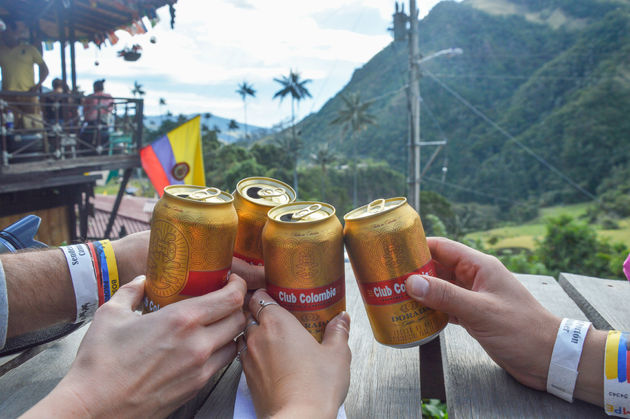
<box><xmin>405</xmin><ymin>274</ymin><xmax>478</xmax><ymax>319</ymax></box>
<box><xmin>322</xmin><ymin>311</ymin><xmax>351</xmax><ymax>349</ymax></box>
<box><xmin>108</xmin><ymin>275</ymin><xmax>145</xmax><ymax>310</ymax></box>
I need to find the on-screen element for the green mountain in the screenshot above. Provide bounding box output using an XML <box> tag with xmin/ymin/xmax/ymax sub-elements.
<box><xmin>294</xmin><ymin>0</ymin><xmax>630</xmax><ymax>206</ymax></box>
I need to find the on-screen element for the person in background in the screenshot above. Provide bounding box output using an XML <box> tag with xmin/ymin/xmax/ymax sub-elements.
<box><xmin>81</xmin><ymin>79</ymin><xmax>113</xmax><ymax>148</ymax></box>
<box><xmin>0</xmin><ymin>18</ymin><xmax>49</xmax><ymax>130</ymax></box>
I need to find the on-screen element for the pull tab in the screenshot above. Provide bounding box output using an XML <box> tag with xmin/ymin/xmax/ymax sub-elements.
<box><xmin>292</xmin><ymin>204</ymin><xmax>322</xmax><ymax>220</ymax></box>
<box><xmin>189</xmin><ymin>187</ymin><xmax>221</xmax><ymax>201</ymax></box>
<box><xmin>258</xmin><ymin>187</ymin><xmax>286</xmax><ymax>198</ymax></box>
<box><xmin>367</xmin><ymin>199</ymin><xmax>385</xmax><ymax>213</ymax></box>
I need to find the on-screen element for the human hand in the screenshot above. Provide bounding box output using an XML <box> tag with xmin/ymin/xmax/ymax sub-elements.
<box><xmin>404</xmin><ymin>237</ymin><xmax>560</xmax><ymax>391</ymax></box>
<box><xmin>111</xmin><ymin>230</ymin><xmax>150</xmax><ymax>285</ymax></box>
<box><xmin>240</xmin><ymin>290</ymin><xmax>351</xmax><ymax>419</ymax></box>
<box><xmin>24</xmin><ymin>274</ymin><xmax>247</xmax><ymax>419</ymax></box>
<box><xmin>231</xmin><ymin>256</ymin><xmax>265</xmax><ymax>290</ymax></box>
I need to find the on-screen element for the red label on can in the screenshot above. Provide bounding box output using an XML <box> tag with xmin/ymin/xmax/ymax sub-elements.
<box><xmin>234</xmin><ymin>252</ymin><xmax>264</xmax><ymax>266</ymax></box>
<box><xmin>180</xmin><ymin>268</ymin><xmax>230</xmax><ymax>296</ymax></box>
<box><xmin>267</xmin><ymin>275</ymin><xmax>345</xmax><ymax>311</ymax></box>
<box><xmin>359</xmin><ymin>260</ymin><xmax>436</xmax><ymax>306</ymax></box>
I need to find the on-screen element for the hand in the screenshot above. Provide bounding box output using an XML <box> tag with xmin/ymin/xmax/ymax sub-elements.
<box><xmin>112</xmin><ymin>230</ymin><xmax>150</xmax><ymax>285</ymax></box>
<box><xmin>404</xmin><ymin>237</ymin><xmax>560</xmax><ymax>390</ymax></box>
<box><xmin>240</xmin><ymin>290</ymin><xmax>351</xmax><ymax>419</ymax></box>
<box><xmin>231</xmin><ymin>256</ymin><xmax>265</xmax><ymax>290</ymax></box>
<box><xmin>24</xmin><ymin>274</ymin><xmax>247</xmax><ymax>419</ymax></box>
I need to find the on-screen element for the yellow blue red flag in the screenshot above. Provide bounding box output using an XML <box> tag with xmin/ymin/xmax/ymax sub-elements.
<box><xmin>140</xmin><ymin>115</ymin><xmax>205</xmax><ymax>196</ymax></box>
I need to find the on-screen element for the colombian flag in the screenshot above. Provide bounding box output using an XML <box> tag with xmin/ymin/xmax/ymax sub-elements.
<box><xmin>140</xmin><ymin>116</ymin><xmax>205</xmax><ymax>196</ymax></box>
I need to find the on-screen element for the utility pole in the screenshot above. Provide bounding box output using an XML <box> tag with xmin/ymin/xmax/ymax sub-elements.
<box><xmin>407</xmin><ymin>0</ymin><xmax>421</xmax><ymax>212</ymax></box>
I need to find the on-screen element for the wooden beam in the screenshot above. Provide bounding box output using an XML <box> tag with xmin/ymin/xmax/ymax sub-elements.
<box><xmin>104</xmin><ymin>168</ymin><xmax>132</xmax><ymax>239</ymax></box>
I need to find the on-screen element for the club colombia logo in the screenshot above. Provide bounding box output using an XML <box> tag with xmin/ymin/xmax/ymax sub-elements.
<box><xmin>172</xmin><ymin>162</ymin><xmax>190</xmax><ymax>181</ymax></box>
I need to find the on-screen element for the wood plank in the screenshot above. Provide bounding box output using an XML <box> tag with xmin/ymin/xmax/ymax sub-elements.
<box><xmin>343</xmin><ymin>263</ymin><xmax>421</xmax><ymax>418</ymax></box>
<box><xmin>0</xmin><ymin>155</ymin><xmax>140</xmax><ymax>180</ymax></box>
<box><xmin>0</xmin><ymin>325</ymin><xmax>88</xmax><ymax>417</ymax></box>
<box><xmin>559</xmin><ymin>273</ymin><xmax>630</xmax><ymax>331</ymax></box>
<box><xmin>195</xmin><ymin>360</ymin><xmax>242</xmax><ymax>418</ymax></box>
<box><xmin>442</xmin><ymin>274</ymin><xmax>605</xmax><ymax>418</ymax></box>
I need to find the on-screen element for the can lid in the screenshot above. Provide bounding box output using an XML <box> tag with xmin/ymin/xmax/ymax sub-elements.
<box><xmin>164</xmin><ymin>185</ymin><xmax>233</xmax><ymax>204</ymax></box>
<box><xmin>236</xmin><ymin>177</ymin><xmax>296</xmax><ymax>207</ymax></box>
<box><xmin>344</xmin><ymin>197</ymin><xmax>407</xmax><ymax>220</ymax></box>
<box><xmin>268</xmin><ymin>201</ymin><xmax>335</xmax><ymax>223</ymax></box>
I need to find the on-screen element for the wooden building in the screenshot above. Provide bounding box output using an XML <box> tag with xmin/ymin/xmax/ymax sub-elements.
<box><xmin>0</xmin><ymin>0</ymin><xmax>175</xmax><ymax>245</ymax></box>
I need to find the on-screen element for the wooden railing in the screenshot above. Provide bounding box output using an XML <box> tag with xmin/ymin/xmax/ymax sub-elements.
<box><xmin>0</xmin><ymin>92</ymin><xmax>143</xmax><ymax>168</ymax></box>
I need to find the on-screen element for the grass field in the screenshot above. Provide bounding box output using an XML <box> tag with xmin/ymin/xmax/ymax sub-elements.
<box><xmin>466</xmin><ymin>203</ymin><xmax>630</xmax><ymax>250</ymax></box>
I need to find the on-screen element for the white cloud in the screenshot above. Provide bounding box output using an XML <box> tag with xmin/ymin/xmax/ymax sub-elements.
<box><xmin>43</xmin><ymin>0</ymin><xmax>448</xmax><ymax>126</ymax></box>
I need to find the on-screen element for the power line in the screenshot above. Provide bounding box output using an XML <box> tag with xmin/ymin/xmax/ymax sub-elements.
<box><xmin>423</xmin><ymin>176</ymin><xmax>516</xmax><ymax>204</ymax></box>
<box><xmin>429</xmin><ymin>73</ymin><xmax>605</xmax><ymax>81</ymax></box>
<box><xmin>423</xmin><ymin>68</ymin><xmax>598</xmax><ymax>202</ymax></box>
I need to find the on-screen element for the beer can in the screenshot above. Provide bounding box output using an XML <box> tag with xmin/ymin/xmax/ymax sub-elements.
<box><xmin>263</xmin><ymin>202</ymin><xmax>345</xmax><ymax>342</ymax></box>
<box><xmin>233</xmin><ymin>177</ymin><xmax>296</xmax><ymax>265</ymax></box>
<box><xmin>343</xmin><ymin>198</ymin><xmax>448</xmax><ymax>348</ymax></box>
<box><xmin>143</xmin><ymin>185</ymin><xmax>238</xmax><ymax>313</ymax></box>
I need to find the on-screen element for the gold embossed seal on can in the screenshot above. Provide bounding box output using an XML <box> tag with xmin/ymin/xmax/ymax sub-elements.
<box><xmin>262</xmin><ymin>202</ymin><xmax>345</xmax><ymax>342</ymax></box>
<box><xmin>143</xmin><ymin>185</ymin><xmax>238</xmax><ymax>313</ymax></box>
<box><xmin>343</xmin><ymin>197</ymin><xmax>448</xmax><ymax>348</ymax></box>
<box><xmin>233</xmin><ymin>177</ymin><xmax>296</xmax><ymax>265</ymax></box>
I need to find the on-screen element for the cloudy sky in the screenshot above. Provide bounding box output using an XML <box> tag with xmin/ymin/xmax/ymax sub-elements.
<box><xmin>44</xmin><ymin>0</ymin><xmax>449</xmax><ymax>128</ymax></box>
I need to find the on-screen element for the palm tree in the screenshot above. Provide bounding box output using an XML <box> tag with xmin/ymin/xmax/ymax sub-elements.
<box><xmin>158</xmin><ymin>97</ymin><xmax>166</xmax><ymax>121</ymax></box>
<box><xmin>228</xmin><ymin>119</ymin><xmax>239</xmax><ymax>130</ymax></box>
<box><xmin>236</xmin><ymin>81</ymin><xmax>256</xmax><ymax>141</ymax></box>
<box><xmin>311</xmin><ymin>143</ymin><xmax>336</xmax><ymax>201</ymax></box>
<box><xmin>330</xmin><ymin>92</ymin><xmax>376</xmax><ymax>208</ymax></box>
<box><xmin>273</xmin><ymin>69</ymin><xmax>312</xmax><ymax>194</ymax></box>
<box><xmin>131</xmin><ymin>81</ymin><xmax>145</xmax><ymax>97</ymax></box>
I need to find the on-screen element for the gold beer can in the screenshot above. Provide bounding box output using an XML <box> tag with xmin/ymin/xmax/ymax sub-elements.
<box><xmin>263</xmin><ymin>202</ymin><xmax>345</xmax><ymax>342</ymax></box>
<box><xmin>143</xmin><ymin>185</ymin><xmax>238</xmax><ymax>313</ymax></box>
<box><xmin>343</xmin><ymin>197</ymin><xmax>448</xmax><ymax>348</ymax></box>
<box><xmin>233</xmin><ymin>177</ymin><xmax>296</xmax><ymax>265</ymax></box>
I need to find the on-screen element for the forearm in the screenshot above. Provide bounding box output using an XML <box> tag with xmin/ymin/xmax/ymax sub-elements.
<box><xmin>3</xmin><ymin>248</ymin><xmax>75</xmax><ymax>337</ymax></box>
<box><xmin>574</xmin><ymin>327</ymin><xmax>607</xmax><ymax>406</ymax></box>
<box><xmin>4</xmin><ymin>234</ymin><xmax>147</xmax><ymax>337</ymax></box>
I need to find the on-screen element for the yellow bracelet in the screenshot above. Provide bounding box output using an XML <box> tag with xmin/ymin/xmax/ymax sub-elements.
<box><xmin>100</xmin><ymin>240</ymin><xmax>120</xmax><ymax>297</ymax></box>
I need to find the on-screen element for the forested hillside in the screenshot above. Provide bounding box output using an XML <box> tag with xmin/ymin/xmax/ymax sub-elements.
<box><xmin>293</xmin><ymin>0</ymin><xmax>630</xmax><ymax>206</ymax></box>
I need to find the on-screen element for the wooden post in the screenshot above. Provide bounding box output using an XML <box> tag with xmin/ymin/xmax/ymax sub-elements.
<box><xmin>407</xmin><ymin>0</ymin><xmax>421</xmax><ymax>211</ymax></box>
<box><xmin>69</xmin><ymin>16</ymin><xmax>77</xmax><ymax>92</ymax></box>
<box><xmin>57</xmin><ymin>6</ymin><xmax>67</xmax><ymax>86</ymax></box>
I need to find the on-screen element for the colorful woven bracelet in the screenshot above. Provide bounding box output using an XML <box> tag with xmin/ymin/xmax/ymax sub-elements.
<box><xmin>87</xmin><ymin>242</ymin><xmax>104</xmax><ymax>306</ymax></box>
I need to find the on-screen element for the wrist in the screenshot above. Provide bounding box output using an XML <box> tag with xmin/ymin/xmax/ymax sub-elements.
<box><xmin>23</xmin><ymin>381</ymin><xmax>95</xmax><ymax>418</ymax></box>
<box><xmin>111</xmin><ymin>237</ymin><xmax>145</xmax><ymax>285</ymax></box>
<box><xmin>574</xmin><ymin>328</ymin><xmax>606</xmax><ymax>406</ymax></box>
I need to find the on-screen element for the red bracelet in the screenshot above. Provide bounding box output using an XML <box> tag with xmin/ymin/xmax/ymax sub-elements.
<box><xmin>87</xmin><ymin>242</ymin><xmax>104</xmax><ymax>306</ymax></box>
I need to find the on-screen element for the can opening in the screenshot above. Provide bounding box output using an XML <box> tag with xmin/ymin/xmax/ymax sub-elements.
<box><xmin>246</xmin><ymin>187</ymin><xmax>262</xmax><ymax>199</ymax></box>
<box><xmin>280</xmin><ymin>213</ymin><xmax>294</xmax><ymax>222</ymax></box>
<box><xmin>177</xmin><ymin>194</ymin><xmax>189</xmax><ymax>198</ymax></box>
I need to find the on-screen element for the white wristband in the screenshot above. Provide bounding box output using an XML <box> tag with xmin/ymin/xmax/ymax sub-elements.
<box><xmin>547</xmin><ymin>318</ymin><xmax>591</xmax><ymax>402</ymax></box>
<box><xmin>61</xmin><ymin>244</ymin><xmax>99</xmax><ymax>323</ymax></box>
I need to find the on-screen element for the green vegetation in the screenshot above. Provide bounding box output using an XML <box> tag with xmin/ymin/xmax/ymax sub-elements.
<box><xmin>291</xmin><ymin>0</ymin><xmax>630</xmax><ymax>210</ymax></box>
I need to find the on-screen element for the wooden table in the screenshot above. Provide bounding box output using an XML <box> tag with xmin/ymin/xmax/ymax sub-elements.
<box><xmin>1</xmin><ymin>267</ymin><xmax>629</xmax><ymax>418</ymax></box>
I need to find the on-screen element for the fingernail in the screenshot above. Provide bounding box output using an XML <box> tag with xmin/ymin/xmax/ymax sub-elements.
<box><xmin>406</xmin><ymin>275</ymin><xmax>429</xmax><ymax>298</ymax></box>
<box><xmin>335</xmin><ymin>311</ymin><xmax>351</xmax><ymax>331</ymax></box>
<box><xmin>133</xmin><ymin>275</ymin><xmax>146</xmax><ymax>283</ymax></box>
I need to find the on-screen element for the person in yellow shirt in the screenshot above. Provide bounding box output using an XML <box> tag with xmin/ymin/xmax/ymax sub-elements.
<box><xmin>0</xmin><ymin>19</ymin><xmax>49</xmax><ymax>130</ymax></box>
